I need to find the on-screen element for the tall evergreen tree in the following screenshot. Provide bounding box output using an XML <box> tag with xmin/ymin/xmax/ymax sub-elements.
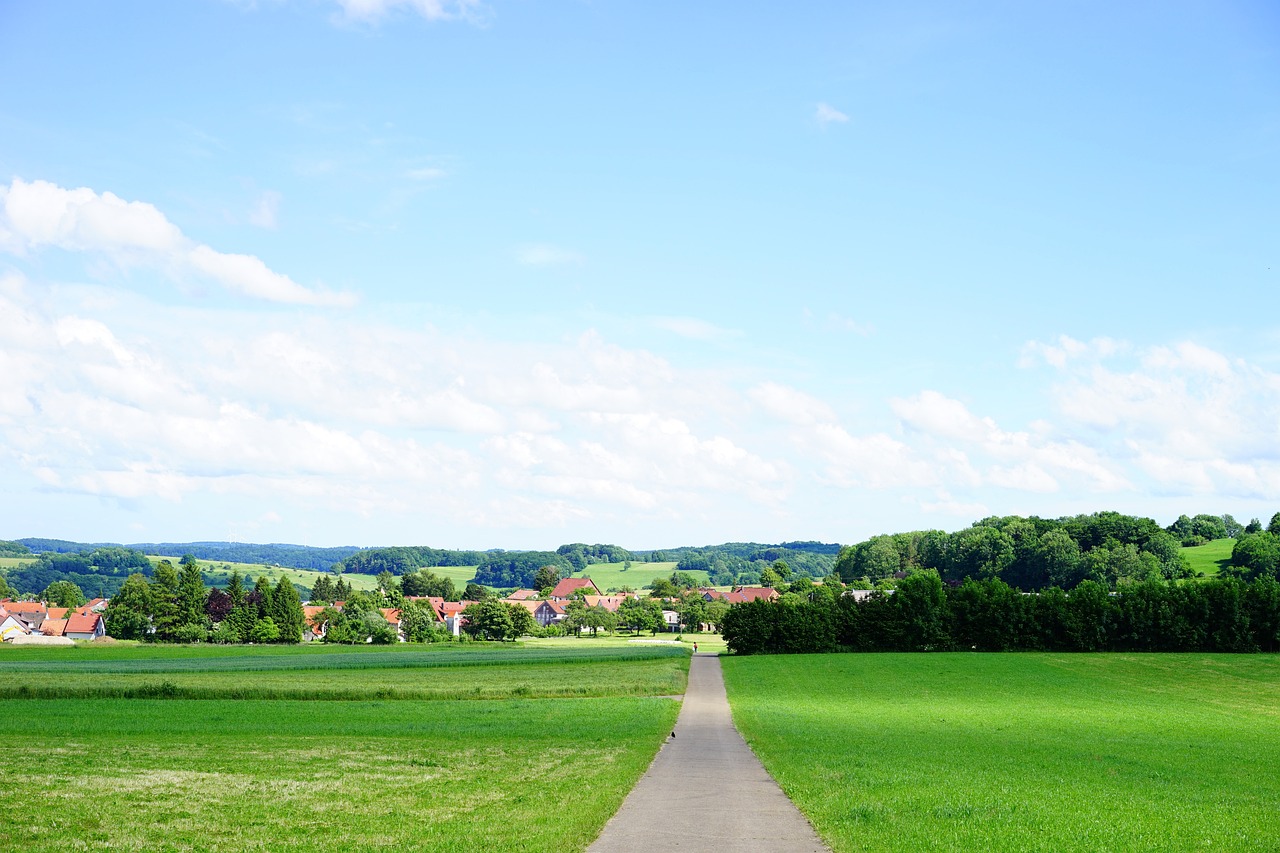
<box><xmin>271</xmin><ymin>576</ymin><xmax>304</xmax><ymax>644</ymax></box>
<box><xmin>176</xmin><ymin>559</ymin><xmax>208</xmax><ymax>629</ymax></box>
<box><xmin>104</xmin><ymin>573</ymin><xmax>155</xmax><ymax>640</ymax></box>
<box><xmin>149</xmin><ymin>561</ymin><xmax>181</xmax><ymax>641</ymax></box>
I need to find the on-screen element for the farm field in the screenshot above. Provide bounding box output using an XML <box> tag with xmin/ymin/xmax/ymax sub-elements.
<box><xmin>722</xmin><ymin>653</ymin><xmax>1280</xmax><ymax>852</ymax></box>
<box><xmin>0</xmin><ymin>555</ymin><xmax>36</xmax><ymax>569</ymax></box>
<box><xmin>0</xmin><ymin>643</ymin><xmax>688</xmax><ymax>700</ymax></box>
<box><xmin>571</xmin><ymin>560</ymin><xmax>690</xmax><ymax>591</ymax></box>
<box><xmin>0</xmin><ymin>643</ymin><xmax>684</xmax><ymax>851</ymax></box>
<box><xmin>1181</xmin><ymin>537</ymin><xmax>1235</xmax><ymax>578</ymax></box>
<box><xmin>148</xmin><ymin>555</ymin><xmax>383</xmax><ymax>592</ymax></box>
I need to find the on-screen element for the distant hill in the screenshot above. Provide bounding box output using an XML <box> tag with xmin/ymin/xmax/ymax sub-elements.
<box><xmin>17</xmin><ymin>539</ymin><xmax>360</xmax><ymax>572</ymax></box>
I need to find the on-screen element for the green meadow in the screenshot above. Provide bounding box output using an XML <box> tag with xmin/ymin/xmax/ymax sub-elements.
<box><xmin>147</xmin><ymin>555</ymin><xmax>384</xmax><ymax>593</ymax></box>
<box><xmin>0</xmin><ymin>555</ymin><xmax>36</xmax><ymax>569</ymax></box>
<box><xmin>0</xmin><ymin>643</ymin><xmax>685</xmax><ymax>851</ymax></box>
<box><xmin>1181</xmin><ymin>538</ymin><xmax>1236</xmax><ymax>578</ymax></box>
<box><xmin>573</xmin><ymin>561</ymin><xmax>690</xmax><ymax>592</ymax></box>
<box><xmin>723</xmin><ymin>653</ymin><xmax>1280</xmax><ymax>852</ymax></box>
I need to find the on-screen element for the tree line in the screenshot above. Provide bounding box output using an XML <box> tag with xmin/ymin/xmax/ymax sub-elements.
<box><xmin>722</xmin><ymin>573</ymin><xmax>1280</xmax><ymax>655</ymax></box>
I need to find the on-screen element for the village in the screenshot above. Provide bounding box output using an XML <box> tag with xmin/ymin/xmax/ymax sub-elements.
<box><xmin>0</xmin><ymin>577</ymin><xmax>784</xmax><ymax>645</ymax></box>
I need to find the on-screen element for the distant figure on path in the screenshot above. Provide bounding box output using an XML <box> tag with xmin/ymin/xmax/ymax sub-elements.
<box><xmin>692</xmin><ymin>642</ymin><xmax>698</xmax><ymax>654</ymax></box>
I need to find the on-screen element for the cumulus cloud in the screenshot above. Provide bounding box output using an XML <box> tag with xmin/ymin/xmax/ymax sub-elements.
<box><xmin>749</xmin><ymin>382</ymin><xmax>838</xmax><ymax>426</ymax></box>
<box><xmin>0</xmin><ymin>178</ymin><xmax>355</xmax><ymax>307</ymax></box>
<box><xmin>815</xmin><ymin>102</ymin><xmax>849</xmax><ymax>126</ymax></box>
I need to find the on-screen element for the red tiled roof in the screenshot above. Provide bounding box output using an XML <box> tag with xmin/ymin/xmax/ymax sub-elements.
<box><xmin>583</xmin><ymin>595</ymin><xmax>626</xmax><ymax>612</ymax></box>
<box><xmin>3</xmin><ymin>601</ymin><xmax>46</xmax><ymax>614</ymax></box>
<box><xmin>46</xmin><ymin>607</ymin><xmax>69</xmax><ymax>620</ymax></box>
<box><xmin>506</xmin><ymin>589</ymin><xmax>540</xmax><ymax>600</ymax></box>
<box><xmin>730</xmin><ymin>587</ymin><xmax>779</xmax><ymax>602</ymax></box>
<box><xmin>65</xmin><ymin>613</ymin><xmax>101</xmax><ymax>635</ymax></box>
<box><xmin>40</xmin><ymin>619</ymin><xmax>69</xmax><ymax>637</ymax></box>
<box><xmin>379</xmin><ymin>608</ymin><xmax>401</xmax><ymax>625</ymax></box>
<box><xmin>550</xmin><ymin>577</ymin><xmax>600</xmax><ymax>598</ymax></box>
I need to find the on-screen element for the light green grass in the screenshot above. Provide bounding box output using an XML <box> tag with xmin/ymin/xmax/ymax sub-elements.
<box><xmin>574</xmin><ymin>561</ymin><xmax>697</xmax><ymax>592</ymax></box>
<box><xmin>0</xmin><ymin>695</ymin><xmax>679</xmax><ymax>851</ymax></box>
<box><xmin>0</xmin><ymin>556</ymin><xmax>36</xmax><ymax>569</ymax></box>
<box><xmin>1181</xmin><ymin>537</ymin><xmax>1236</xmax><ymax>578</ymax></box>
<box><xmin>723</xmin><ymin>653</ymin><xmax>1280</xmax><ymax>852</ymax></box>
<box><xmin>148</xmin><ymin>555</ymin><xmax>383</xmax><ymax>593</ymax></box>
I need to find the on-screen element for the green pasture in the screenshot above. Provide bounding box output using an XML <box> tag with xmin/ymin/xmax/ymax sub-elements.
<box><xmin>723</xmin><ymin>653</ymin><xmax>1280</xmax><ymax>852</ymax></box>
<box><xmin>0</xmin><ymin>643</ymin><xmax>689</xmax><ymax>701</ymax></box>
<box><xmin>1180</xmin><ymin>537</ymin><xmax>1235</xmax><ymax>578</ymax></box>
<box><xmin>148</xmin><ymin>555</ymin><xmax>382</xmax><ymax>593</ymax></box>
<box><xmin>574</xmin><ymin>561</ymin><xmax>691</xmax><ymax>592</ymax></box>
<box><xmin>0</xmin><ymin>642</ymin><xmax>683</xmax><ymax>851</ymax></box>
<box><xmin>0</xmin><ymin>556</ymin><xmax>36</xmax><ymax>569</ymax></box>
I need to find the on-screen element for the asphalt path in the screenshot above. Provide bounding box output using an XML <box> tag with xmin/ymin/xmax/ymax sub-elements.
<box><xmin>588</xmin><ymin>653</ymin><xmax>830</xmax><ymax>852</ymax></box>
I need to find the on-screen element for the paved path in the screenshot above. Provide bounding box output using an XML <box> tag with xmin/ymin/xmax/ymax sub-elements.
<box><xmin>588</xmin><ymin>653</ymin><xmax>830</xmax><ymax>852</ymax></box>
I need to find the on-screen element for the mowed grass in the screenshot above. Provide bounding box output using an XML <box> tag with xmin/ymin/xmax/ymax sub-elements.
<box><xmin>0</xmin><ymin>643</ymin><xmax>683</xmax><ymax>851</ymax></box>
<box><xmin>0</xmin><ymin>643</ymin><xmax>689</xmax><ymax>701</ymax></box>
<box><xmin>574</xmin><ymin>561</ymin><xmax>694</xmax><ymax>592</ymax></box>
<box><xmin>1181</xmin><ymin>538</ymin><xmax>1236</xmax><ymax>578</ymax></box>
<box><xmin>0</xmin><ymin>555</ymin><xmax>36</xmax><ymax>569</ymax></box>
<box><xmin>723</xmin><ymin>653</ymin><xmax>1280</xmax><ymax>852</ymax></box>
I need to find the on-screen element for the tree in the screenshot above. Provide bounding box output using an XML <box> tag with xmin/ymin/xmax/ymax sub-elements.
<box><xmin>149</xmin><ymin>561</ymin><xmax>181</xmax><ymax>642</ymax></box>
<box><xmin>310</xmin><ymin>574</ymin><xmax>337</xmax><ymax>603</ymax></box>
<box><xmin>507</xmin><ymin>603</ymin><xmax>537</xmax><ymax>639</ymax></box>
<box><xmin>1269</xmin><ymin>513</ymin><xmax>1280</xmax><ymax>537</ymax></box>
<box><xmin>463</xmin><ymin>582</ymin><xmax>491</xmax><ymax>602</ymax></box>
<box><xmin>376</xmin><ymin>570</ymin><xmax>400</xmax><ymax>601</ymax></box>
<box><xmin>176</xmin><ymin>559</ymin><xmax>208</xmax><ymax>630</ymax></box>
<box><xmin>360</xmin><ymin>611</ymin><xmax>398</xmax><ymax>644</ymax></box>
<box><xmin>649</xmin><ymin>578</ymin><xmax>678</xmax><ymax>598</ymax></box>
<box><xmin>103</xmin><ymin>573</ymin><xmax>154</xmax><ymax>640</ymax></box>
<box><xmin>205</xmin><ymin>587</ymin><xmax>233</xmax><ymax>622</ymax></box>
<box><xmin>271</xmin><ymin>576</ymin><xmax>305</xmax><ymax>643</ymax></box>
<box><xmin>618</xmin><ymin>596</ymin><xmax>661</xmax><ymax>634</ymax></box>
<box><xmin>534</xmin><ymin>565</ymin><xmax>560</xmax><ymax>594</ymax></box>
<box><xmin>42</xmin><ymin>580</ymin><xmax>86</xmax><ymax>609</ymax></box>
<box><xmin>249</xmin><ymin>617</ymin><xmax>281</xmax><ymax>644</ymax></box>
<box><xmin>1245</xmin><ymin>518</ymin><xmax>1264</xmax><ymax>535</ymax></box>
<box><xmin>462</xmin><ymin>599</ymin><xmax>514</xmax><ymax>641</ymax></box>
<box><xmin>400</xmin><ymin>599</ymin><xmax>442</xmax><ymax>643</ymax></box>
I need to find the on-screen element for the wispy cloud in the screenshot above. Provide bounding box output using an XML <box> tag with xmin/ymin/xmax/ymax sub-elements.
<box><xmin>517</xmin><ymin>243</ymin><xmax>585</xmax><ymax>267</ymax></box>
<box><xmin>651</xmin><ymin>316</ymin><xmax>744</xmax><ymax>342</ymax></box>
<box><xmin>248</xmin><ymin>190</ymin><xmax>281</xmax><ymax>229</ymax></box>
<box><xmin>0</xmin><ymin>178</ymin><xmax>355</xmax><ymax>307</ymax></box>
<box><xmin>333</xmin><ymin>0</ymin><xmax>489</xmax><ymax>24</ymax></box>
<box><xmin>405</xmin><ymin>167</ymin><xmax>447</xmax><ymax>181</ymax></box>
<box><xmin>815</xmin><ymin>102</ymin><xmax>850</xmax><ymax>127</ymax></box>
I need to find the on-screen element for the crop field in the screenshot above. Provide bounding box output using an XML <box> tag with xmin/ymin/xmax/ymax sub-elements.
<box><xmin>0</xmin><ymin>555</ymin><xmax>36</xmax><ymax>569</ymax></box>
<box><xmin>573</xmin><ymin>560</ymin><xmax>690</xmax><ymax>591</ymax></box>
<box><xmin>723</xmin><ymin>653</ymin><xmax>1280</xmax><ymax>852</ymax></box>
<box><xmin>1181</xmin><ymin>538</ymin><xmax>1235</xmax><ymax>578</ymax></box>
<box><xmin>0</xmin><ymin>643</ymin><xmax>685</xmax><ymax>851</ymax></box>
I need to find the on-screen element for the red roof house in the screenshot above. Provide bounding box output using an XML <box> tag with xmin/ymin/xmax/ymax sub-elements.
<box><xmin>550</xmin><ymin>578</ymin><xmax>600</xmax><ymax>600</ymax></box>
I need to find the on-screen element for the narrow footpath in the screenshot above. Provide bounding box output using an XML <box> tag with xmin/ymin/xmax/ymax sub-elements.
<box><xmin>588</xmin><ymin>653</ymin><xmax>830</xmax><ymax>853</ymax></box>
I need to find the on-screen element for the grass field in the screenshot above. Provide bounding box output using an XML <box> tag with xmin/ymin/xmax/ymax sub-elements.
<box><xmin>0</xmin><ymin>556</ymin><xmax>36</xmax><ymax>569</ymax></box>
<box><xmin>148</xmin><ymin>555</ymin><xmax>384</xmax><ymax>593</ymax></box>
<box><xmin>573</xmin><ymin>561</ymin><xmax>691</xmax><ymax>592</ymax></box>
<box><xmin>1181</xmin><ymin>537</ymin><xmax>1236</xmax><ymax>578</ymax></box>
<box><xmin>723</xmin><ymin>653</ymin><xmax>1280</xmax><ymax>852</ymax></box>
<box><xmin>0</xmin><ymin>642</ymin><xmax>684</xmax><ymax>851</ymax></box>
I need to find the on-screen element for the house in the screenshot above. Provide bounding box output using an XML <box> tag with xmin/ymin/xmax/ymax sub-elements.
<box><xmin>507</xmin><ymin>599</ymin><xmax>566</xmax><ymax>627</ymax></box>
<box><xmin>505</xmin><ymin>589</ymin><xmax>540</xmax><ymax>601</ymax></box>
<box><xmin>725</xmin><ymin>587</ymin><xmax>780</xmax><ymax>605</ymax></box>
<box><xmin>661</xmin><ymin>610</ymin><xmax>681</xmax><ymax>632</ymax></box>
<box><xmin>65</xmin><ymin>612</ymin><xmax>105</xmax><ymax>641</ymax></box>
<box><xmin>582</xmin><ymin>595</ymin><xmax>627</xmax><ymax>613</ymax></box>
<box><xmin>550</xmin><ymin>578</ymin><xmax>600</xmax><ymax>600</ymax></box>
<box><xmin>84</xmin><ymin>598</ymin><xmax>109</xmax><ymax>612</ymax></box>
<box><xmin>302</xmin><ymin>605</ymin><xmax>330</xmax><ymax>642</ymax></box>
<box><xmin>46</xmin><ymin>607</ymin><xmax>69</xmax><ymax>621</ymax></box>
<box><xmin>0</xmin><ymin>609</ymin><xmax>30</xmax><ymax>642</ymax></box>
<box><xmin>379</xmin><ymin>608</ymin><xmax>404</xmax><ymax>641</ymax></box>
<box><xmin>698</xmin><ymin>588</ymin><xmax>728</xmax><ymax>602</ymax></box>
<box><xmin>439</xmin><ymin>601</ymin><xmax>477</xmax><ymax>637</ymax></box>
<box><xmin>40</xmin><ymin>619</ymin><xmax>69</xmax><ymax>637</ymax></box>
<box><xmin>2</xmin><ymin>600</ymin><xmax>48</xmax><ymax>632</ymax></box>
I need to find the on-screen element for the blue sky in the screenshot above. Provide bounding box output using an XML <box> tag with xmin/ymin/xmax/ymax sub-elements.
<box><xmin>0</xmin><ymin>0</ymin><xmax>1277</xmax><ymax>549</ymax></box>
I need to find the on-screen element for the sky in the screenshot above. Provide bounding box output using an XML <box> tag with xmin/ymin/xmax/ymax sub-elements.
<box><xmin>0</xmin><ymin>0</ymin><xmax>1277</xmax><ymax>550</ymax></box>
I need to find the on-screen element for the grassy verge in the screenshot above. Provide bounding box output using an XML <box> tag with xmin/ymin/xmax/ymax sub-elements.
<box><xmin>0</xmin><ymin>695</ymin><xmax>679</xmax><ymax>851</ymax></box>
<box><xmin>723</xmin><ymin>653</ymin><xmax>1280</xmax><ymax>852</ymax></box>
<box><xmin>1181</xmin><ymin>537</ymin><xmax>1236</xmax><ymax>578</ymax></box>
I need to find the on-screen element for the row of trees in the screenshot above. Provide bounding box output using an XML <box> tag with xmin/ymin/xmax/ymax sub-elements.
<box><xmin>104</xmin><ymin>559</ymin><xmax>305</xmax><ymax>644</ymax></box>
<box><xmin>1231</xmin><ymin>524</ymin><xmax>1280</xmax><ymax>580</ymax></box>
<box><xmin>723</xmin><ymin>573</ymin><xmax>1280</xmax><ymax>655</ymax></box>
<box><xmin>834</xmin><ymin>512</ymin><xmax>1190</xmax><ymax>591</ymax></box>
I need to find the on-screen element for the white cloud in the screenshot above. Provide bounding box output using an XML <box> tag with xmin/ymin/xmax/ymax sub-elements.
<box><xmin>815</xmin><ymin>102</ymin><xmax>850</xmax><ymax>126</ymax></box>
<box><xmin>749</xmin><ymin>382</ymin><xmax>838</xmax><ymax>426</ymax></box>
<box><xmin>248</xmin><ymin>190</ymin><xmax>281</xmax><ymax>229</ymax></box>
<box><xmin>516</xmin><ymin>243</ymin><xmax>585</xmax><ymax>267</ymax></box>
<box><xmin>333</xmin><ymin>0</ymin><xmax>488</xmax><ymax>24</ymax></box>
<box><xmin>0</xmin><ymin>178</ymin><xmax>356</xmax><ymax>307</ymax></box>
